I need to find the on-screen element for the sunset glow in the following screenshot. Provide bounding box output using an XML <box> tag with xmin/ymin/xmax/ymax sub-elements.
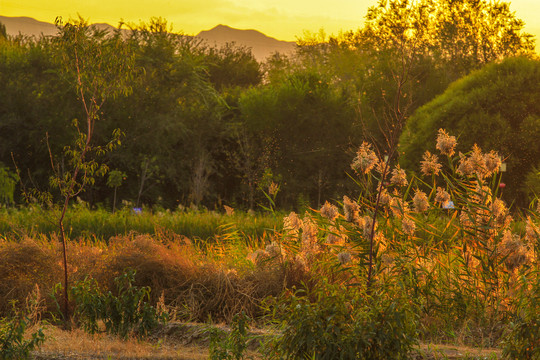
<box><xmin>2</xmin><ymin>0</ymin><xmax>539</xmax><ymax>43</ymax></box>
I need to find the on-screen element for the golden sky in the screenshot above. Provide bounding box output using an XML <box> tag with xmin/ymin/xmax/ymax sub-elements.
<box><xmin>2</xmin><ymin>0</ymin><xmax>540</xmax><ymax>43</ymax></box>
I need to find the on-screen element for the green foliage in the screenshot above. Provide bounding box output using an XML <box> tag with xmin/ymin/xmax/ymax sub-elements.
<box><xmin>71</xmin><ymin>269</ymin><xmax>168</xmax><ymax>339</ymax></box>
<box><xmin>266</xmin><ymin>282</ymin><xmax>418</xmax><ymax>360</ymax></box>
<box><xmin>106</xmin><ymin>170</ymin><xmax>126</xmax><ymax>189</ymax></box>
<box><xmin>0</xmin><ymin>308</ymin><xmax>45</xmax><ymax>360</ymax></box>
<box><xmin>209</xmin><ymin>312</ymin><xmax>254</xmax><ymax>360</ymax></box>
<box><xmin>0</xmin><ymin>205</ymin><xmax>280</xmax><ymax>242</ymax></box>
<box><xmin>239</xmin><ymin>69</ymin><xmax>357</xmax><ymax>208</ymax></box>
<box><xmin>204</xmin><ymin>42</ymin><xmax>262</xmax><ymax>90</ymax></box>
<box><xmin>0</xmin><ymin>164</ymin><xmax>18</xmax><ymax>206</ymax></box>
<box><xmin>524</xmin><ymin>166</ymin><xmax>540</xmax><ymax>202</ymax></box>
<box><xmin>0</xmin><ymin>4</ymin><xmax>537</xmax><ymax>211</ymax></box>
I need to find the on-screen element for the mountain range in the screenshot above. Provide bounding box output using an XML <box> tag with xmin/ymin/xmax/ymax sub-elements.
<box><xmin>0</xmin><ymin>16</ymin><xmax>296</xmax><ymax>61</ymax></box>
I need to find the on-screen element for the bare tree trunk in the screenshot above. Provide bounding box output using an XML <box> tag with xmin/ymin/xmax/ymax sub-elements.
<box><xmin>113</xmin><ymin>186</ymin><xmax>117</xmax><ymax>214</ymax></box>
<box><xmin>190</xmin><ymin>152</ymin><xmax>211</xmax><ymax>205</ymax></box>
<box><xmin>137</xmin><ymin>159</ymin><xmax>149</xmax><ymax>208</ymax></box>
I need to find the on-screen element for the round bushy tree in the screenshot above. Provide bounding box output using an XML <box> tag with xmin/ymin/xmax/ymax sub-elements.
<box><xmin>399</xmin><ymin>57</ymin><xmax>540</xmax><ymax>205</ymax></box>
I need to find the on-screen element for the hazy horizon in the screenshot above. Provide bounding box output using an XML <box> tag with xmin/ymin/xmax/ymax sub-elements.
<box><xmin>2</xmin><ymin>0</ymin><xmax>539</xmax><ymax>45</ymax></box>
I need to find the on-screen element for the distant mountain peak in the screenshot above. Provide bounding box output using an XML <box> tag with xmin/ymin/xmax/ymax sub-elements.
<box><xmin>196</xmin><ymin>24</ymin><xmax>295</xmax><ymax>61</ymax></box>
<box><xmin>0</xmin><ymin>16</ymin><xmax>296</xmax><ymax>62</ymax></box>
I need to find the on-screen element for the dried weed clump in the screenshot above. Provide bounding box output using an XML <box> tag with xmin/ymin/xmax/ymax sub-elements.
<box><xmin>0</xmin><ymin>237</ymin><xmax>61</xmax><ymax>316</ymax></box>
<box><xmin>0</xmin><ymin>230</ymin><xmax>305</xmax><ymax>324</ymax></box>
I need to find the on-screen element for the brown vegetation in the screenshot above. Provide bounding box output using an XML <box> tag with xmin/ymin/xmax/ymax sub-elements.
<box><xmin>0</xmin><ymin>232</ymin><xmax>310</xmax><ymax>324</ymax></box>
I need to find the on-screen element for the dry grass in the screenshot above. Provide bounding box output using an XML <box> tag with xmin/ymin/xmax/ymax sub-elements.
<box><xmin>0</xmin><ymin>237</ymin><xmax>61</xmax><ymax>315</ymax></box>
<box><xmin>31</xmin><ymin>324</ymin><xmax>210</xmax><ymax>359</ymax></box>
<box><xmin>417</xmin><ymin>343</ymin><xmax>501</xmax><ymax>359</ymax></box>
<box><xmin>0</xmin><ymin>233</ymin><xmax>310</xmax><ymax>324</ymax></box>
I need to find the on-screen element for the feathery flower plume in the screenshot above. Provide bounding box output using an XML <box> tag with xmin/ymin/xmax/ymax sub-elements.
<box><xmin>490</xmin><ymin>198</ymin><xmax>509</xmax><ymax>226</ymax></box>
<box><xmin>265</xmin><ymin>242</ymin><xmax>282</xmax><ymax>258</ymax></box>
<box><xmin>469</xmin><ymin>145</ymin><xmax>488</xmax><ymax>178</ymax></box>
<box><xmin>484</xmin><ymin>151</ymin><xmax>502</xmax><ymax>176</ymax></box>
<box><xmin>525</xmin><ymin>216</ymin><xmax>539</xmax><ymax>243</ymax></box>
<box><xmin>379</xmin><ymin>188</ymin><xmax>391</xmax><ymax>206</ymax></box>
<box><xmin>268</xmin><ymin>181</ymin><xmax>280</xmax><ymax>197</ymax></box>
<box><xmin>355</xmin><ymin>216</ymin><xmax>366</xmax><ymax>229</ymax></box>
<box><xmin>402</xmin><ymin>217</ymin><xmax>416</xmax><ymax>236</ymax></box>
<box><xmin>363</xmin><ymin>215</ymin><xmax>377</xmax><ymax>238</ymax></box>
<box><xmin>420</xmin><ymin>151</ymin><xmax>442</xmax><ymax>176</ymax></box>
<box><xmin>224</xmin><ymin>205</ymin><xmax>234</xmax><ymax>216</ymax></box>
<box><xmin>374</xmin><ymin>158</ymin><xmax>388</xmax><ymax>175</ymax></box>
<box><xmin>413</xmin><ymin>190</ymin><xmax>429</xmax><ymax>212</ymax></box>
<box><xmin>456</xmin><ymin>153</ymin><xmax>474</xmax><ymax>177</ymax></box>
<box><xmin>283</xmin><ymin>212</ymin><xmax>303</xmax><ymax>236</ymax></box>
<box><xmin>389</xmin><ymin>196</ymin><xmax>409</xmax><ymax>218</ymax></box>
<box><xmin>343</xmin><ymin>196</ymin><xmax>360</xmax><ymax>223</ymax></box>
<box><xmin>337</xmin><ymin>251</ymin><xmax>352</xmax><ymax>265</ymax></box>
<box><xmin>327</xmin><ymin>225</ymin><xmax>347</xmax><ymax>245</ymax></box>
<box><xmin>435</xmin><ymin>187</ymin><xmax>451</xmax><ymax>207</ymax></box>
<box><xmin>320</xmin><ymin>201</ymin><xmax>339</xmax><ymax>221</ymax></box>
<box><xmin>391</xmin><ymin>165</ymin><xmax>408</xmax><ymax>187</ymax></box>
<box><xmin>459</xmin><ymin>211</ymin><xmax>473</xmax><ymax>231</ymax></box>
<box><xmin>351</xmin><ymin>142</ymin><xmax>379</xmax><ymax>174</ymax></box>
<box><xmin>457</xmin><ymin>145</ymin><xmax>487</xmax><ymax>178</ymax></box>
<box><xmin>436</xmin><ymin>129</ymin><xmax>457</xmax><ymax>156</ymax></box>
<box><xmin>500</xmin><ymin>230</ymin><xmax>530</xmax><ymax>271</ymax></box>
<box><xmin>301</xmin><ymin>216</ymin><xmax>319</xmax><ymax>253</ymax></box>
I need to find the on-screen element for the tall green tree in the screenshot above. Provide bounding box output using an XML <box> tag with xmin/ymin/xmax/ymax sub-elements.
<box><xmin>0</xmin><ymin>35</ymin><xmax>79</xmax><ymax>191</ymax></box>
<box><xmin>100</xmin><ymin>18</ymin><xmax>224</xmax><ymax>207</ymax></box>
<box><xmin>204</xmin><ymin>42</ymin><xmax>262</xmax><ymax>90</ymax></box>
<box><xmin>240</xmin><ymin>70</ymin><xmax>358</xmax><ymax>208</ymax></box>
<box><xmin>293</xmin><ymin>0</ymin><xmax>536</xmax><ymax>152</ymax></box>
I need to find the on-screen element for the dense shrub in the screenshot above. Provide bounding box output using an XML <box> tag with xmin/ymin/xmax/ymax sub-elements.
<box><xmin>71</xmin><ymin>269</ymin><xmax>168</xmax><ymax>339</ymax></box>
<box><xmin>266</xmin><ymin>282</ymin><xmax>418</xmax><ymax>360</ymax></box>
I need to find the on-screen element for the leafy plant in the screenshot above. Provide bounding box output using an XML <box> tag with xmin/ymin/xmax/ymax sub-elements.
<box><xmin>0</xmin><ymin>164</ymin><xmax>18</xmax><ymax>207</ymax></box>
<box><xmin>0</xmin><ymin>307</ymin><xmax>45</xmax><ymax>359</ymax></box>
<box><xmin>209</xmin><ymin>311</ymin><xmax>254</xmax><ymax>360</ymax></box>
<box><xmin>107</xmin><ymin>170</ymin><xmax>127</xmax><ymax>214</ymax></box>
<box><xmin>71</xmin><ymin>269</ymin><xmax>168</xmax><ymax>339</ymax></box>
<box><xmin>265</xmin><ymin>281</ymin><xmax>418</xmax><ymax>360</ymax></box>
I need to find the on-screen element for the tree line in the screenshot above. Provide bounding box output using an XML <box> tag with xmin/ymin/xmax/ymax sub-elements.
<box><xmin>0</xmin><ymin>0</ymin><xmax>537</xmax><ymax>211</ymax></box>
